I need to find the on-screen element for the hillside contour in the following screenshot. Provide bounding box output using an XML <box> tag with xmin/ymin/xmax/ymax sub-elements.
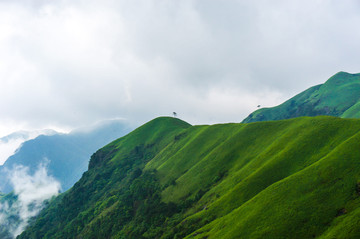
<box><xmin>243</xmin><ymin>71</ymin><xmax>360</xmax><ymax>123</ymax></box>
<box><xmin>19</xmin><ymin>116</ymin><xmax>360</xmax><ymax>238</ymax></box>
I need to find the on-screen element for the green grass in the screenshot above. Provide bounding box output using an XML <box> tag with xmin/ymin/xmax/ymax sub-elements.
<box><xmin>243</xmin><ymin>71</ymin><xmax>360</xmax><ymax>123</ymax></box>
<box><xmin>19</xmin><ymin>116</ymin><xmax>360</xmax><ymax>238</ymax></box>
<box><xmin>341</xmin><ymin>101</ymin><xmax>360</xmax><ymax>118</ymax></box>
<box><xmin>187</xmin><ymin>129</ymin><xmax>360</xmax><ymax>238</ymax></box>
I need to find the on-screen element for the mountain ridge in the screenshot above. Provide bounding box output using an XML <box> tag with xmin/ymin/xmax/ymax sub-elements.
<box><xmin>0</xmin><ymin>119</ymin><xmax>134</xmax><ymax>193</ymax></box>
<box><xmin>242</xmin><ymin>71</ymin><xmax>360</xmax><ymax>123</ymax></box>
<box><xmin>18</xmin><ymin>116</ymin><xmax>360</xmax><ymax>238</ymax></box>
<box><xmin>0</xmin><ymin>129</ymin><xmax>58</xmax><ymax>166</ymax></box>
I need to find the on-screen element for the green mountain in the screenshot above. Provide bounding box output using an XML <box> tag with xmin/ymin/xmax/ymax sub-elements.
<box><xmin>18</xmin><ymin>116</ymin><xmax>360</xmax><ymax>238</ymax></box>
<box><xmin>242</xmin><ymin>71</ymin><xmax>360</xmax><ymax>123</ymax></box>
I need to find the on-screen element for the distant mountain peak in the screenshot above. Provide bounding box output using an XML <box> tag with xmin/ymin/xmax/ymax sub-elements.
<box><xmin>242</xmin><ymin>71</ymin><xmax>360</xmax><ymax>123</ymax></box>
<box><xmin>0</xmin><ymin>129</ymin><xmax>59</xmax><ymax>165</ymax></box>
<box><xmin>0</xmin><ymin>119</ymin><xmax>134</xmax><ymax>193</ymax></box>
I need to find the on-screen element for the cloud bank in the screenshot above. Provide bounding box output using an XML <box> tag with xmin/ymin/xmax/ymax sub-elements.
<box><xmin>0</xmin><ymin>161</ymin><xmax>61</xmax><ymax>238</ymax></box>
<box><xmin>0</xmin><ymin>0</ymin><xmax>359</xmax><ymax>133</ymax></box>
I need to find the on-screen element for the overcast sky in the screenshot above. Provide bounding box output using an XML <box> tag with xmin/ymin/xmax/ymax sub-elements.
<box><xmin>0</xmin><ymin>0</ymin><xmax>360</xmax><ymax>136</ymax></box>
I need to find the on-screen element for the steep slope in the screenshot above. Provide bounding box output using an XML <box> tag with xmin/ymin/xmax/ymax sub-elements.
<box><xmin>19</xmin><ymin>116</ymin><xmax>360</xmax><ymax>239</ymax></box>
<box><xmin>0</xmin><ymin>120</ymin><xmax>133</xmax><ymax>193</ymax></box>
<box><xmin>19</xmin><ymin>116</ymin><xmax>191</xmax><ymax>238</ymax></box>
<box><xmin>243</xmin><ymin>71</ymin><xmax>360</xmax><ymax>123</ymax></box>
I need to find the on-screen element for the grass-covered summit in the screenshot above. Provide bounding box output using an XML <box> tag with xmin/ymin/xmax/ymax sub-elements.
<box><xmin>19</xmin><ymin>116</ymin><xmax>360</xmax><ymax>238</ymax></box>
<box><xmin>243</xmin><ymin>71</ymin><xmax>360</xmax><ymax>123</ymax></box>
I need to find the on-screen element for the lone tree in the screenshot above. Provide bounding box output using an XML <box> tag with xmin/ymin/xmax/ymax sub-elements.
<box><xmin>173</xmin><ymin>112</ymin><xmax>177</xmax><ymax>117</ymax></box>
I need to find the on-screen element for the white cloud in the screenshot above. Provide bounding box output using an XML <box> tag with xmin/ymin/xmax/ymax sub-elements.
<box><xmin>0</xmin><ymin>0</ymin><xmax>359</xmax><ymax>132</ymax></box>
<box><xmin>0</xmin><ymin>138</ymin><xmax>27</xmax><ymax>166</ymax></box>
<box><xmin>0</xmin><ymin>161</ymin><xmax>61</xmax><ymax>238</ymax></box>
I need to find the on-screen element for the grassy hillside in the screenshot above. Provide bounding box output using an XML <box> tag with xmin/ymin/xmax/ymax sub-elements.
<box><xmin>242</xmin><ymin>71</ymin><xmax>360</xmax><ymax>123</ymax></box>
<box><xmin>19</xmin><ymin>116</ymin><xmax>360</xmax><ymax>238</ymax></box>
